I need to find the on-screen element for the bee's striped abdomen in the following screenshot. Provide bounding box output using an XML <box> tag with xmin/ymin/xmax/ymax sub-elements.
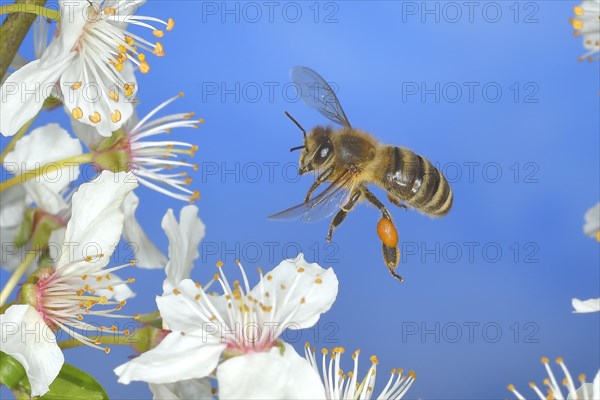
<box><xmin>384</xmin><ymin>147</ymin><xmax>452</xmax><ymax>216</ymax></box>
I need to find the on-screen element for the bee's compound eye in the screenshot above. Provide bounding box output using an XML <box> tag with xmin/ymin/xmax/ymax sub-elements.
<box><xmin>315</xmin><ymin>142</ymin><xmax>333</xmax><ymax>164</ymax></box>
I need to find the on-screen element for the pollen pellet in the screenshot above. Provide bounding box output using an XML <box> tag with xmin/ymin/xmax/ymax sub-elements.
<box><xmin>377</xmin><ymin>218</ymin><xmax>398</xmax><ymax>248</ymax></box>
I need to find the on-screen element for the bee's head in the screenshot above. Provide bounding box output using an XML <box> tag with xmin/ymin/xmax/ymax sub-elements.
<box><xmin>285</xmin><ymin>112</ymin><xmax>334</xmax><ymax>175</ymax></box>
<box><xmin>299</xmin><ymin>126</ymin><xmax>334</xmax><ymax>175</ymax></box>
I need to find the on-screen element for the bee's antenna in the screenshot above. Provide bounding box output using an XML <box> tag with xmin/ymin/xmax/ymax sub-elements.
<box><xmin>284</xmin><ymin>111</ymin><xmax>307</xmax><ymax>141</ymax></box>
<box><xmin>289</xmin><ymin>145</ymin><xmax>306</xmax><ymax>152</ymax></box>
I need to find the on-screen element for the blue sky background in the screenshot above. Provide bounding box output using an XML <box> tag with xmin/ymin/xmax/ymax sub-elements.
<box><xmin>1</xmin><ymin>1</ymin><xmax>599</xmax><ymax>399</ymax></box>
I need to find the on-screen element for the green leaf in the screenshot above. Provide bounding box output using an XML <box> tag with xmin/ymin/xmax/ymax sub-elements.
<box><xmin>0</xmin><ymin>351</ymin><xmax>27</xmax><ymax>390</ymax></box>
<box><xmin>40</xmin><ymin>364</ymin><xmax>108</xmax><ymax>400</ymax></box>
<box><xmin>0</xmin><ymin>353</ymin><xmax>108</xmax><ymax>400</ymax></box>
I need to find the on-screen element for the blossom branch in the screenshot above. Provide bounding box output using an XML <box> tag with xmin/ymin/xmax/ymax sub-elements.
<box><xmin>0</xmin><ymin>0</ymin><xmax>47</xmax><ymax>79</ymax></box>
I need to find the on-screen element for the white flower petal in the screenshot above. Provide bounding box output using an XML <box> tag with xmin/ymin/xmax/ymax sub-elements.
<box><xmin>252</xmin><ymin>253</ymin><xmax>338</xmax><ymax>329</ymax></box>
<box><xmin>162</xmin><ymin>205</ymin><xmax>205</xmax><ymax>291</ymax></box>
<box><xmin>39</xmin><ymin>0</ymin><xmax>93</xmax><ymax>66</ymax></box>
<box><xmin>584</xmin><ymin>202</ymin><xmax>600</xmax><ymax>239</ymax></box>
<box><xmin>217</xmin><ymin>342</ymin><xmax>325</xmax><ymax>400</ymax></box>
<box><xmin>156</xmin><ymin>279</ymin><xmax>213</xmax><ymax>332</ymax></box>
<box><xmin>60</xmin><ymin>58</ymin><xmax>135</xmax><ymax>137</ymax></box>
<box><xmin>114</xmin><ymin>330</ymin><xmax>226</xmax><ymax>385</ymax></box>
<box><xmin>0</xmin><ymin>305</ymin><xmax>64</xmax><ymax>397</ymax></box>
<box><xmin>0</xmin><ymin>185</ymin><xmax>26</xmax><ymax>234</ymax></box>
<box><xmin>572</xmin><ymin>298</ymin><xmax>600</xmax><ymax>313</ymax></box>
<box><xmin>122</xmin><ymin>192</ymin><xmax>166</xmax><ymax>269</ymax></box>
<box><xmin>149</xmin><ymin>378</ymin><xmax>214</xmax><ymax>400</ymax></box>
<box><xmin>4</xmin><ymin>123</ymin><xmax>82</xmax><ymax>214</ymax></box>
<box><xmin>593</xmin><ymin>370</ymin><xmax>600</xmax><ymax>400</ymax></box>
<box><xmin>57</xmin><ymin>171</ymin><xmax>137</xmax><ymax>273</ymax></box>
<box><xmin>0</xmin><ymin>57</ymin><xmax>72</xmax><ymax>136</ymax></box>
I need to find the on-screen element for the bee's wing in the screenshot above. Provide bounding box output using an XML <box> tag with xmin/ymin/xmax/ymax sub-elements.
<box><xmin>268</xmin><ymin>171</ymin><xmax>358</xmax><ymax>223</ymax></box>
<box><xmin>291</xmin><ymin>66</ymin><xmax>351</xmax><ymax>128</ymax></box>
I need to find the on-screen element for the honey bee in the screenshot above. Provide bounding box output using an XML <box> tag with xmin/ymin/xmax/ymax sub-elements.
<box><xmin>269</xmin><ymin>66</ymin><xmax>453</xmax><ymax>281</ymax></box>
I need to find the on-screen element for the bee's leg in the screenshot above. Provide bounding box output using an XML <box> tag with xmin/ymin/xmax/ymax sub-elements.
<box><xmin>304</xmin><ymin>166</ymin><xmax>334</xmax><ymax>203</ymax></box>
<box><xmin>327</xmin><ymin>190</ymin><xmax>361</xmax><ymax>243</ymax></box>
<box><xmin>363</xmin><ymin>188</ymin><xmax>401</xmax><ymax>276</ymax></box>
<box><xmin>363</xmin><ymin>188</ymin><xmax>392</xmax><ymax>220</ymax></box>
<box><xmin>387</xmin><ymin>194</ymin><xmax>408</xmax><ymax>211</ymax></box>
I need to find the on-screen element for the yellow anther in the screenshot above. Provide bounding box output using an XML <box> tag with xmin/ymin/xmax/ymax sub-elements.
<box><xmin>107</xmin><ymin>286</ymin><xmax>114</xmax><ymax>291</ymax></box>
<box><xmin>216</xmin><ymin>261</ymin><xmax>224</xmax><ymax>268</ymax></box>
<box><xmin>110</xmin><ymin>110</ymin><xmax>122</xmax><ymax>123</ymax></box>
<box><xmin>193</xmin><ymin>164</ymin><xmax>199</xmax><ymax>171</ymax></box>
<box><xmin>70</xmin><ymin>81</ymin><xmax>82</xmax><ymax>90</ymax></box>
<box><xmin>298</xmin><ymin>268</ymin><xmax>305</xmax><ymax>272</ymax></box>
<box><xmin>573</xmin><ymin>6</ymin><xmax>583</xmax><ymax>16</ymax></box>
<box><xmin>173</xmin><ymin>288</ymin><xmax>181</xmax><ymax>295</ymax></box>
<box><xmin>153</xmin><ymin>42</ymin><xmax>165</xmax><ymax>56</ymax></box>
<box><xmin>529</xmin><ymin>382</ymin><xmax>536</xmax><ymax>388</ymax></box>
<box><xmin>198</xmin><ymin>118</ymin><xmax>205</xmax><ymax>124</ymax></box>
<box><xmin>185</xmin><ymin>177</ymin><xmax>193</xmax><ymax>185</ymax></box>
<box><xmin>315</xmin><ymin>278</ymin><xmax>323</xmax><ymax>284</ymax></box>
<box><xmin>108</xmin><ymin>90</ymin><xmax>119</xmax><ymax>102</ymax></box>
<box><xmin>133</xmin><ymin>314</ymin><xmax>141</xmax><ymax>320</ymax></box>
<box><xmin>89</xmin><ymin>112</ymin><xmax>101</xmax><ymax>124</ymax></box>
<box><xmin>267</xmin><ymin>275</ymin><xmax>273</xmax><ymax>281</ymax></box>
<box><xmin>127</xmin><ymin>278</ymin><xmax>135</xmax><ymax>283</ymax></box>
<box><xmin>123</xmin><ymin>329</ymin><xmax>130</xmax><ymax>335</ymax></box>
<box><xmin>139</xmin><ymin>61</ymin><xmax>150</xmax><ymax>74</ymax></box>
<box><xmin>579</xmin><ymin>374</ymin><xmax>586</xmax><ymax>381</ymax></box>
<box><xmin>96</xmin><ymin>276</ymin><xmax>103</xmax><ymax>282</ymax></box>
<box><xmin>125</xmin><ymin>36</ymin><xmax>134</xmax><ymax>46</ymax></box>
<box><xmin>77</xmin><ymin>314</ymin><xmax>83</xmax><ymax>321</ymax></box>
<box><xmin>300</xmin><ymin>297</ymin><xmax>306</xmax><ymax>304</ymax></box>
<box><xmin>105</xmin><ymin>274</ymin><xmax>111</xmax><ymax>279</ymax></box>
<box><xmin>193</xmin><ymin>190</ymin><xmax>200</xmax><ymax>199</ymax></box>
<box><xmin>562</xmin><ymin>378</ymin><xmax>568</xmax><ymax>386</ymax></box>
<box><xmin>370</xmin><ymin>355</ymin><xmax>379</xmax><ymax>365</ymax></box>
<box><xmin>184</xmin><ymin>112</ymin><xmax>195</xmax><ymax>120</ymax></box>
<box><xmin>195</xmin><ymin>294</ymin><xmax>201</xmax><ymax>300</ymax></box>
<box><xmin>507</xmin><ymin>384</ymin><xmax>516</xmax><ymax>391</ymax></box>
<box><xmin>76</xmin><ymin>289</ymin><xmax>85</xmax><ymax>296</ymax></box>
<box><xmin>81</xmin><ymin>274</ymin><xmax>88</xmax><ymax>280</ymax></box>
<box><xmin>104</xmin><ymin>7</ymin><xmax>116</xmax><ymax>15</ymax></box>
<box><xmin>195</xmin><ymin>282</ymin><xmax>202</xmax><ymax>288</ymax></box>
<box><xmin>115</xmin><ymin>62</ymin><xmax>123</xmax><ymax>72</ymax></box>
<box><xmin>71</xmin><ymin>107</ymin><xmax>83</xmax><ymax>120</ymax></box>
<box><xmin>153</xmin><ymin>29</ymin><xmax>164</xmax><ymax>38</ymax></box>
<box><xmin>305</xmin><ymin>342</ymin><xmax>311</xmax><ymax>348</ymax></box>
<box><xmin>99</xmin><ymin>296</ymin><xmax>108</xmax><ymax>304</ymax></box>
<box><xmin>555</xmin><ymin>357</ymin><xmax>564</xmax><ymax>364</ymax></box>
<box><xmin>408</xmin><ymin>370</ymin><xmax>416</xmax><ymax>379</ymax></box>
<box><xmin>541</xmin><ymin>357</ymin><xmax>549</xmax><ymax>364</ymax></box>
<box><xmin>104</xmin><ymin>348</ymin><xmax>111</xmax><ymax>354</ymax></box>
<box><xmin>166</xmin><ymin>18</ymin><xmax>175</xmax><ymax>31</ymax></box>
<box><xmin>571</xmin><ymin>19</ymin><xmax>583</xmax><ymax>30</ymax></box>
<box><xmin>322</xmin><ymin>348</ymin><xmax>328</xmax><ymax>355</ymax></box>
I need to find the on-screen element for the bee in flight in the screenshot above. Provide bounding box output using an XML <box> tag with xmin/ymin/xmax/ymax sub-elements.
<box><xmin>269</xmin><ymin>66</ymin><xmax>453</xmax><ymax>282</ymax></box>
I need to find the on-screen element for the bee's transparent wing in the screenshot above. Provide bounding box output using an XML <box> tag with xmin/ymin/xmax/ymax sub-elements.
<box><xmin>290</xmin><ymin>66</ymin><xmax>351</xmax><ymax>128</ymax></box>
<box><xmin>268</xmin><ymin>171</ymin><xmax>357</xmax><ymax>223</ymax></box>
